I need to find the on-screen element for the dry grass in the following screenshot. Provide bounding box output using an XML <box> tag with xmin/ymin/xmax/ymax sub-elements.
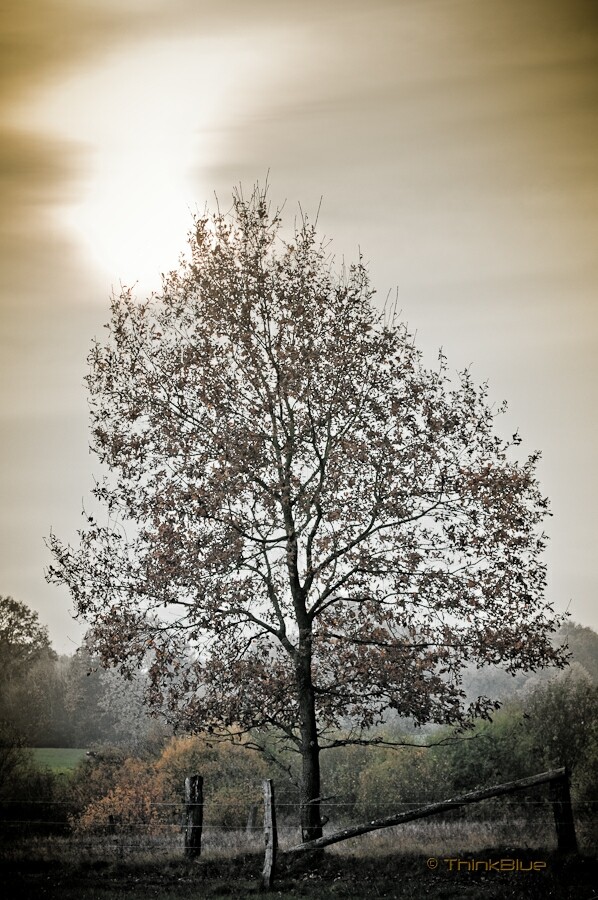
<box><xmin>0</xmin><ymin>816</ymin><xmax>559</xmax><ymax>866</ymax></box>
<box><xmin>326</xmin><ymin>817</ymin><xmax>557</xmax><ymax>857</ymax></box>
<box><xmin>1</xmin><ymin>843</ymin><xmax>596</xmax><ymax>900</ymax></box>
<box><xmin>1</xmin><ymin>821</ymin><xmax>596</xmax><ymax>900</ymax></box>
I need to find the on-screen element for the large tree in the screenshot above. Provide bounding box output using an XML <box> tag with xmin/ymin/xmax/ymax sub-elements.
<box><xmin>48</xmin><ymin>187</ymin><xmax>565</xmax><ymax>840</ymax></box>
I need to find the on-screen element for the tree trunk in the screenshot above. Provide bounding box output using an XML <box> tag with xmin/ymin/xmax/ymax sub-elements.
<box><xmin>295</xmin><ymin>643</ymin><xmax>323</xmax><ymax>842</ymax></box>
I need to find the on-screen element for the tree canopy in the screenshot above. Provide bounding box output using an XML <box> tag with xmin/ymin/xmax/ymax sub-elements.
<box><xmin>0</xmin><ymin>595</ymin><xmax>54</xmax><ymax>681</ymax></box>
<box><xmin>47</xmin><ymin>186</ymin><xmax>566</xmax><ymax>838</ymax></box>
<box><xmin>0</xmin><ymin>595</ymin><xmax>58</xmax><ymax>745</ymax></box>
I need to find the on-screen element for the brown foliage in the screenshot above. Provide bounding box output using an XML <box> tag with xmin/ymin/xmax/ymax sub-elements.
<box><xmin>75</xmin><ymin>757</ymin><xmax>165</xmax><ymax>835</ymax></box>
<box><xmin>73</xmin><ymin>735</ymin><xmax>268</xmax><ymax>833</ymax></box>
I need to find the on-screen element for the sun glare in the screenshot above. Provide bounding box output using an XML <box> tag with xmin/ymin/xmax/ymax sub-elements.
<box><xmin>13</xmin><ymin>34</ymin><xmax>285</xmax><ymax>294</ymax></box>
<box><xmin>61</xmin><ymin>139</ymin><xmax>196</xmax><ymax>293</ymax></box>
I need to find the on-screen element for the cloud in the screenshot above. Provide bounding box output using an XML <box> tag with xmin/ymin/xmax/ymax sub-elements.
<box><xmin>1</xmin><ymin>0</ymin><xmax>597</xmax><ymax>648</ymax></box>
<box><xmin>0</xmin><ymin>1</ymin><xmax>123</xmax><ymax>111</ymax></box>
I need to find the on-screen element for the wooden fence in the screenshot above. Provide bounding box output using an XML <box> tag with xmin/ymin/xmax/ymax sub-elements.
<box><xmin>183</xmin><ymin>774</ymin><xmax>203</xmax><ymax>858</ymax></box>
<box><xmin>286</xmin><ymin>766</ymin><xmax>577</xmax><ymax>854</ymax></box>
<box><xmin>180</xmin><ymin>766</ymin><xmax>577</xmax><ymax>889</ymax></box>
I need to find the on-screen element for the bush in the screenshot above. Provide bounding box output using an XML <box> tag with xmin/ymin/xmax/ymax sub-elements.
<box><xmin>64</xmin><ymin>747</ymin><xmax>130</xmax><ymax>816</ymax></box>
<box><xmin>156</xmin><ymin>735</ymin><xmax>268</xmax><ymax>828</ymax></box>
<box><xmin>0</xmin><ymin>727</ymin><xmax>62</xmax><ymax>835</ymax></box>
<box><xmin>355</xmin><ymin>744</ymin><xmax>450</xmax><ymax>819</ymax></box>
<box><xmin>74</xmin><ymin>757</ymin><xmax>166</xmax><ymax>835</ymax></box>
<box><xmin>71</xmin><ymin>735</ymin><xmax>270</xmax><ymax>835</ymax></box>
<box><xmin>523</xmin><ymin>667</ymin><xmax>598</xmax><ymax>843</ymax></box>
<box><xmin>441</xmin><ymin>700</ymin><xmax>538</xmax><ymax>791</ymax></box>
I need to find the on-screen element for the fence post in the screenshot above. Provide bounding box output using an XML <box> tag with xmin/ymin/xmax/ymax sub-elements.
<box><xmin>246</xmin><ymin>804</ymin><xmax>258</xmax><ymax>834</ymax></box>
<box><xmin>184</xmin><ymin>774</ymin><xmax>203</xmax><ymax>859</ymax></box>
<box><xmin>549</xmin><ymin>770</ymin><xmax>577</xmax><ymax>854</ymax></box>
<box><xmin>262</xmin><ymin>779</ymin><xmax>277</xmax><ymax>890</ymax></box>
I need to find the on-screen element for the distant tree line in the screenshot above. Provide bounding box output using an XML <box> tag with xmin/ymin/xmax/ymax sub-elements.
<box><xmin>60</xmin><ymin>664</ymin><xmax>596</xmax><ymax>846</ymax></box>
<box><xmin>0</xmin><ymin>596</ymin><xmax>167</xmax><ymax>751</ymax></box>
<box><xmin>1</xmin><ymin>595</ymin><xmax>597</xmax><ymax>846</ymax></box>
<box><xmin>2</xmin><ymin>596</ymin><xmax>597</xmax><ymax>755</ymax></box>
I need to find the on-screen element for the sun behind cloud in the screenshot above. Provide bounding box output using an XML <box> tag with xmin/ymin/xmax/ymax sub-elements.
<box><xmin>10</xmin><ymin>31</ymin><xmax>295</xmax><ymax>293</ymax></box>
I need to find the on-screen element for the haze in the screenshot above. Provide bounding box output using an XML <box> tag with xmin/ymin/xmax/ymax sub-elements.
<box><xmin>1</xmin><ymin>0</ymin><xmax>596</xmax><ymax>651</ymax></box>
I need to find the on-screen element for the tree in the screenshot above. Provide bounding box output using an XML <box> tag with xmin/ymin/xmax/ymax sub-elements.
<box><xmin>62</xmin><ymin>644</ymin><xmax>156</xmax><ymax>749</ymax></box>
<box><xmin>97</xmin><ymin>664</ymin><xmax>170</xmax><ymax>752</ymax></box>
<box><xmin>525</xmin><ymin>664</ymin><xmax>598</xmax><ymax>773</ymax></box>
<box><xmin>0</xmin><ymin>596</ymin><xmax>54</xmax><ymax>684</ymax></box>
<box><xmin>47</xmin><ymin>186</ymin><xmax>566</xmax><ymax>840</ymax></box>
<box><xmin>554</xmin><ymin>621</ymin><xmax>598</xmax><ymax>684</ymax></box>
<box><xmin>0</xmin><ymin>596</ymin><xmax>57</xmax><ymax>742</ymax></box>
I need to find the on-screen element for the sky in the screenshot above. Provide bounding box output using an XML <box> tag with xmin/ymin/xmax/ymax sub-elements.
<box><xmin>1</xmin><ymin>0</ymin><xmax>597</xmax><ymax>653</ymax></box>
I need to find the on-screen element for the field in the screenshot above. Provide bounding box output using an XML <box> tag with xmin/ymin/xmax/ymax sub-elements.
<box><xmin>1</xmin><ymin>847</ymin><xmax>596</xmax><ymax>899</ymax></box>
<box><xmin>30</xmin><ymin>748</ymin><xmax>88</xmax><ymax>773</ymax></box>
<box><xmin>1</xmin><ymin>822</ymin><xmax>596</xmax><ymax>900</ymax></box>
<box><xmin>3</xmin><ymin>760</ymin><xmax>596</xmax><ymax>900</ymax></box>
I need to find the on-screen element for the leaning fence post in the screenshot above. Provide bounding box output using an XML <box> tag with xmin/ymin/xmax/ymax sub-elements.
<box><xmin>549</xmin><ymin>770</ymin><xmax>577</xmax><ymax>854</ymax></box>
<box><xmin>184</xmin><ymin>774</ymin><xmax>203</xmax><ymax>858</ymax></box>
<box><xmin>262</xmin><ymin>779</ymin><xmax>278</xmax><ymax>890</ymax></box>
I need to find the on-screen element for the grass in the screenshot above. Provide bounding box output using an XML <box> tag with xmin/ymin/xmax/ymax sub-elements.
<box><xmin>1</xmin><ymin>847</ymin><xmax>596</xmax><ymax>899</ymax></box>
<box><xmin>30</xmin><ymin>748</ymin><xmax>88</xmax><ymax>774</ymax></box>
<box><xmin>1</xmin><ymin>823</ymin><xmax>596</xmax><ymax>899</ymax></box>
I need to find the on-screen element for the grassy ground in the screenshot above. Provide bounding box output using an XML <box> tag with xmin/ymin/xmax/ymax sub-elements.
<box><xmin>1</xmin><ymin>836</ymin><xmax>596</xmax><ymax>900</ymax></box>
<box><xmin>2</xmin><ymin>817</ymin><xmax>596</xmax><ymax>898</ymax></box>
<box><xmin>30</xmin><ymin>748</ymin><xmax>88</xmax><ymax>773</ymax></box>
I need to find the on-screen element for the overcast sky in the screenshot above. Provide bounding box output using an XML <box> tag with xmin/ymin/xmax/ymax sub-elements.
<box><xmin>1</xmin><ymin>0</ymin><xmax>597</xmax><ymax>652</ymax></box>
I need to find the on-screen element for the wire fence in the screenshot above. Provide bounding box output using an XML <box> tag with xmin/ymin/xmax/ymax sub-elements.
<box><xmin>1</xmin><ymin>794</ymin><xmax>596</xmax><ymax>855</ymax></box>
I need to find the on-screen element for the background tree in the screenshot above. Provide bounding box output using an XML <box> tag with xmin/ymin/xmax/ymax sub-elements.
<box><xmin>553</xmin><ymin>621</ymin><xmax>598</xmax><ymax>683</ymax></box>
<box><xmin>524</xmin><ymin>664</ymin><xmax>598</xmax><ymax>774</ymax></box>
<box><xmin>0</xmin><ymin>596</ymin><xmax>54</xmax><ymax>685</ymax></box>
<box><xmin>527</xmin><ymin>665</ymin><xmax>598</xmax><ymax>844</ymax></box>
<box><xmin>97</xmin><ymin>664</ymin><xmax>170</xmax><ymax>753</ymax></box>
<box><xmin>459</xmin><ymin>617</ymin><xmax>598</xmax><ymax>704</ymax></box>
<box><xmin>47</xmin><ymin>186</ymin><xmax>566</xmax><ymax>840</ymax></box>
<box><xmin>59</xmin><ymin>644</ymin><xmax>169</xmax><ymax>751</ymax></box>
<box><xmin>0</xmin><ymin>596</ymin><xmax>57</xmax><ymax>743</ymax></box>
<box><xmin>59</xmin><ymin>646</ymin><xmax>113</xmax><ymax>747</ymax></box>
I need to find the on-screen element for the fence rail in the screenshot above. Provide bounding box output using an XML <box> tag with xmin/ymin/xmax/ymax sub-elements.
<box><xmin>0</xmin><ymin>766</ymin><xmax>582</xmax><ymax>892</ymax></box>
<box><xmin>287</xmin><ymin>767</ymin><xmax>577</xmax><ymax>855</ymax></box>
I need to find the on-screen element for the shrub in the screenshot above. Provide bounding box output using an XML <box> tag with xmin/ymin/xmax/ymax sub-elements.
<box><xmin>355</xmin><ymin>744</ymin><xmax>450</xmax><ymax>819</ymax></box>
<box><xmin>74</xmin><ymin>757</ymin><xmax>166</xmax><ymax>835</ymax></box>
<box><xmin>156</xmin><ymin>735</ymin><xmax>268</xmax><ymax>828</ymax></box>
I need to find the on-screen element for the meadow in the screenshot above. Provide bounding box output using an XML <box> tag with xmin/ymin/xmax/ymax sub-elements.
<box><xmin>2</xmin><ymin>624</ymin><xmax>595</xmax><ymax>899</ymax></box>
<box><xmin>30</xmin><ymin>748</ymin><xmax>88</xmax><ymax>774</ymax></box>
<box><xmin>1</xmin><ymin>825</ymin><xmax>596</xmax><ymax>900</ymax></box>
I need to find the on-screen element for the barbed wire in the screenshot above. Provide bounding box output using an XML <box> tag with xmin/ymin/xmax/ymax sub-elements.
<box><xmin>1</xmin><ymin>798</ymin><xmax>597</xmax><ymax>806</ymax></box>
